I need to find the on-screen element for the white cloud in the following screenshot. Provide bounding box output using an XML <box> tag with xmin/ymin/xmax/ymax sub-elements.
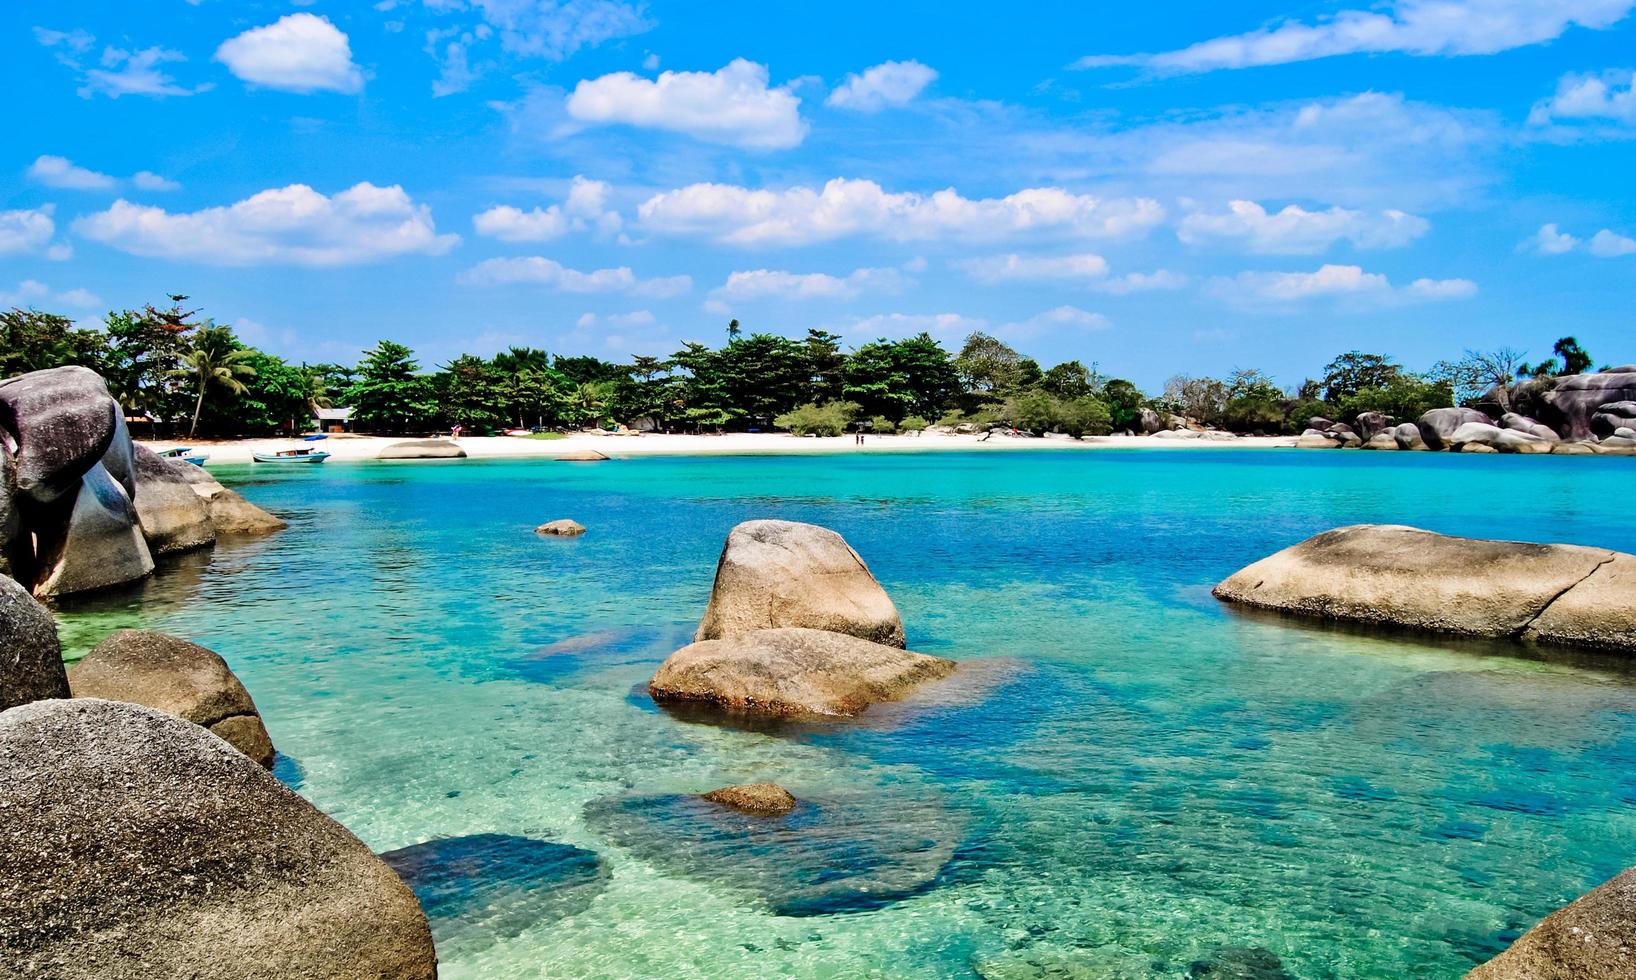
<box><xmin>826</xmin><ymin>60</ymin><xmax>937</xmax><ymax>111</ymax></box>
<box><xmin>460</xmin><ymin>257</ymin><xmax>691</xmax><ymax>296</ymax></box>
<box><xmin>1096</xmin><ymin>270</ymin><xmax>1190</xmax><ymax>294</ymax></box>
<box><xmin>55</xmin><ymin>40</ymin><xmax>207</xmax><ymax>99</ymax></box>
<box><xmin>841</xmin><ymin>312</ymin><xmax>986</xmax><ymax>340</ymax></box>
<box><xmin>0</xmin><ymin>280</ymin><xmax>103</xmax><ymax>312</ymax></box>
<box><xmin>27</xmin><ymin>155</ymin><xmax>181</xmax><ymax>193</ymax></box>
<box><xmin>27</xmin><ymin>155</ymin><xmax>117</xmax><ymax>191</ymax></box>
<box><xmin>1210</xmin><ymin>263</ymin><xmax>1477</xmax><ymax>309</ymax></box>
<box><xmin>1075</xmin><ymin>0</ymin><xmax>1635</xmax><ymax>74</ymax></box>
<box><xmin>0</xmin><ymin>206</ymin><xmax>60</xmax><ymax>257</ymax></box>
<box><xmin>1178</xmin><ymin>200</ymin><xmax>1429</xmax><ymax>254</ymax></box>
<box><xmin>74</xmin><ymin>183</ymin><xmax>459</xmax><ymax>266</ymax></box>
<box><xmin>431</xmin><ymin>0</ymin><xmax>651</xmax><ymax>60</ymax></box>
<box><xmin>472</xmin><ymin>175</ymin><xmax>622</xmax><ymax>241</ymax></box>
<box><xmin>957</xmin><ymin>252</ymin><xmax>1109</xmax><ymax>283</ymax></box>
<box><xmin>1529</xmin><ymin>223</ymin><xmax>1580</xmax><ymax>254</ymax></box>
<box><xmin>565</xmin><ymin>59</ymin><xmax>807</xmax><ymax>150</ymax></box>
<box><xmin>215</xmin><ymin>14</ymin><xmax>365</xmax><ymax>94</ymax></box>
<box><xmin>1529</xmin><ymin>69</ymin><xmax>1636</xmax><ymax>125</ymax></box>
<box><xmin>1589</xmin><ymin>228</ymin><xmax>1636</xmax><ymax>256</ymax></box>
<box><xmin>575</xmin><ymin>310</ymin><xmax>657</xmax><ymax>328</ymax></box>
<box><xmin>710</xmin><ymin>267</ymin><xmax>910</xmax><ymax>304</ymax></box>
<box><xmin>995</xmin><ymin>305</ymin><xmax>1112</xmax><ymax>341</ymax></box>
<box><xmin>638</xmin><ymin>178</ymin><xmax>1164</xmax><ymax>246</ymax></box>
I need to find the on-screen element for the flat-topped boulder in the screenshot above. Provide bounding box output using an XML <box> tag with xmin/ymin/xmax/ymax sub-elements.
<box><xmin>535</xmin><ymin>519</ymin><xmax>586</xmax><ymax>537</ymax></box>
<box><xmin>69</xmin><ymin>629</ymin><xmax>274</xmax><ymax>768</ymax></box>
<box><xmin>0</xmin><ymin>575</ymin><xmax>68</xmax><ymax>711</ymax></box>
<box><xmin>378</xmin><ymin>439</ymin><xmax>467</xmax><ymax>460</ymax></box>
<box><xmin>0</xmin><ymin>699</ymin><xmax>436</xmax><ymax>980</ymax></box>
<box><xmin>131</xmin><ymin>445</ymin><xmax>216</xmax><ymax>556</ymax></box>
<box><xmin>701</xmin><ymin>783</ymin><xmax>798</xmax><ymax>816</ymax></box>
<box><xmin>1467</xmin><ymin>866</ymin><xmax>1636</xmax><ymax>979</ymax></box>
<box><xmin>1213</xmin><ymin>524</ymin><xmax>1634</xmax><ymax>650</ymax></box>
<box><xmin>0</xmin><ymin>365</ymin><xmax>120</xmax><ymax>504</ymax></box>
<box><xmin>696</xmin><ymin>519</ymin><xmax>906</xmax><ymax>647</ymax></box>
<box><xmin>650</xmin><ymin>627</ymin><xmax>955</xmax><ymax>718</ymax></box>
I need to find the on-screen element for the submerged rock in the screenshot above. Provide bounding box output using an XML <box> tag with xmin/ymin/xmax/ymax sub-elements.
<box><xmin>650</xmin><ymin>627</ymin><xmax>956</xmax><ymax>718</ymax></box>
<box><xmin>68</xmin><ymin>629</ymin><xmax>274</xmax><ymax>768</ymax></box>
<box><xmin>554</xmin><ymin>449</ymin><xmax>609</xmax><ymax>461</ymax></box>
<box><xmin>696</xmin><ymin>519</ymin><xmax>906</xmax><ymax>647</ymax></box>
<box><xmin>535</xmin><ymin>518</ymin><xmax>586</xmax><ymax>537</ymax></box>
<box><xmin>31</xmin><ymin>462</ymin><xmax>154</xmax><ymax>597</ymax></box>
<box><xmin>130</xmin><ymin>444</ymin><xmax>216</xmax><ymax>556</ymax></box>
<box><xmin>0</xmin><ymin>699</ymin><xmax>436</xmax><ymax>980</ymax></box>
<box><xmin>1213</xmin><ymin>524</ymin><xmax>1629</xmax><ymax>647</ymax></box>
<box><xmin>0</xmin><ymin>365</ymin><xmax>120</xmax><ymax>504</ymax></box>
<box><xmin>380</xmin><ymin>834</ymin><xmax>607</xmax><ymax>957</ymax></box>
<box><xmin>1467</xmin><ymin>866</ymin><xmax>1636</xmax><ymax>979</ymax></box>
<box><xmin>1188</xmin><ymin>946</ymin><xmax>1294</xmax><ymax>979</ymax></box>
<box><xmin>702</xmin><ymin>783</ymin><xmax>798</xmax><ymax>816</ymax></box>
<box><xmin>0</xmin><ymin>574</ymin><xmax>68</xmax><ymax>711</ymax></box>
<box><xmin>378</xmin><ymin>439</ymin><xmax>468</xmax><ymax>460</ymax></box>
<box><xmin>583</xmin><ymin>788</ymin><xmax>962</xmax><ymax>915</ymax></box>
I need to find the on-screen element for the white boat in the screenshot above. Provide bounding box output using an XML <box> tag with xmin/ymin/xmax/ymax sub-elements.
<box><xmin>156</xmin><ymin>447</ymin><xmax>209</xmax><ymax>466</ymax></box>
<box><xmin>252</xmin><ymin>448</ymin><xmax>331</xmax><ymax>464</ymax></box>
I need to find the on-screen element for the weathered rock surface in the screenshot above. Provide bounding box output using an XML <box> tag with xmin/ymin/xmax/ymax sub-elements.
<box><xmin>1213</xmin><ymin>524</ymin><xmax>1628</xmax><ymax>647</ymax></box>
<box><xmin>0</xmin><ymin>698</ymin><xmax>437</xmax><ymax>980</ymax></box>
<box><xmin>1446</xmin><ymin>422</ymin><xmax>1551</xmax><ymax>455</ymax></box>
<box><xmin>650</xmin><ymin>627</ymin><xmax>955</xmax><ymax>718</ymax></box>
<box><xmin>1417</xmin><ymin>407</ymin><xmax>1494</xmax><ymax>451</ymax></box>
<box><xmin>1354</xmin><ymin>411</ymin><xmax>1394</xmax><ymax>439</ymax></box>
<box><xmin>696</xmin><ymin>519</ymin><xmax>906</xmax><ymax>646</ymax></box>
<box><xmin>1296</xmin><ymin>432</ymin><xmax>1340</xmax><ymax>449</ymax></box>
<box><xmin>32</xmin><ymin>463</ymin><xmax>154</xmax><ymax>597</ymax></box>
<box><xmin>0</xmin><ymin>366</ymin><xmax>120</xmax><ymax>504</ymax></box>
<box><xmin>1392</xmin><ymin>422</ymin><xmax>1429</xmax><ymax>451</ymax></box>
<box><xmin>0</xmin><ymin>448</ymin><xmax>20</xmax><ymax>577</ymax></box>
<box><xmin>1541</xmin><ymin>370</ymin><xmax>1636</xmax><ymax>439</ymax></box>
<box><xmin>1361</xmin><ymin>433</ymin><xmax>1398</xmax><ymax>450</ymax></box>
<box><xmin>701</xmin><ymin>783</ymin><xmax>798</xmax><ymax>816</ymax></box>
<box><xmin>159</xmin><ymin>457</ymin><xmax>287</xmax><ymax>535</ymax></box>
<box><xmin>1500</xmin><ymin>413</ymin><xmax>1560</xmax><ymax>442</ymax></box>
<box><xmin>1136</xmin><ymin>407</ymin><xmax>1164</xmax><ymax>435</ymax></box>
<box><xmin>1592</xmin><ymin>400</ymin><xmax>1636</xmax><ymax>439</ymax></box>
<box><xmin>1467</xmin><ymin>866</ymin><xmax>1636</xmax><ymax>979</ymax></box>
<box><xmin>378</xmin><ymin>439</ymin><xmax>467</xmax><ymax>460</ymax></box>
<box><xmin>68</xmin><ymin>629</ymin><xmax>274</xmax><ymax>767</ymax></box>
<box><xmin>535</xmin><ymin>519</ymin><xmax>586</xmax><ymax>537</ymax></box>
<box><xmin>0</xmin><ymin>574</ymin><xmax>68</xmax><ymax>711</ymax></box>
<box><xmin>131</xmin><ymin>445</ymin><xmax>216</xmax><ymax>556</ymax></box>
<box><xmin>1523</xmin><ymin>553</ymin><xmax>1636</xmax><ymax>654</ymax></box>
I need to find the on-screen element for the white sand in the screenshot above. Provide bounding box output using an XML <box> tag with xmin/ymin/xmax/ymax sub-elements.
<box><xmin>144</xmin><ymin>431</ymin><xmax>1297</xmax><ymax>464</ymax></box>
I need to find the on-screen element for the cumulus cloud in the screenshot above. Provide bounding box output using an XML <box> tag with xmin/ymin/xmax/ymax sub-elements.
<box><xmin>0</xmin><ymin>206</ymin><xmax>61</xmax><ymax>257</ymax></box>
<box><xmin>1528</xmin><ymin>223</ymin><xmax>1580</xmax><ymax>254</ymax></box>
<box><xmin>957</xmin><ymin>252</ymin><xmax>1109</xmax><ymax>283</ymax></box>
<box><xmin>215</xmin><ymin>14</ymin><xmax>365</xmax><ymax>94</ymax></box>
<box><xmin>638</xmin><ymin>178</ymin><xmax>1164</xmax><ymax>247</ymax></box>
<box><xmin>826</xmin><ymin>60</ymin><xmax>937</xmax><ymax>111</ymax></box>
<box><xmin>472</xmin><ymin>175</ymin><xmax>622</xmax><ymax>241</ymax></box>
<box><xmin>710</xmin><ymin>266</ymin><xmax>911</xmax><ymax>304</ymax></box>
<box><xmin>430</xmin><ymin>0</ymin><xmax>652</xmax><ymax>60</ymax></box>
<box><xmin>1590</xmin><ymin>229</ymin><xmax>1636</xmax><ymax>256</ymax></box>
<box><xmin>27</xmin><ymin>155</ymin><xmax>181</xmax><ymax>193</ymax></box>
<box><xmin>1075</xmin><ymin>0</ymin><xmax>1634</xmax><ymax>74</ymax></box>
<box><xmin>565</xmin><ymin>59</ymin><xmax>807</xmax><ymax>149</ymax></box>
<box><xmin>995</xmin><ymin>305</ymin><xmax>1112</xmax><ymax>341</ymax></box>
<box><xmin>1210</xmin><ymin>263</ymin><xmax>1477</xmax><ymax>310</ymax></box>
<box><xmin>0</xmin><ymin>280</ymin><xmax>103</xmax><ymax>312</ymax></box>
<box><xmin>1177</xmin><ymin>200</ymin><xmax>1429</xmax><ymax>254</ymax></box>
<box><xmin>1096</xmin><ymin>270</ymin><xmax>1190</xmax><ymax>294</ymax></box>
<box><xmin>1529</xmin><ymin>69</ymin><xmax>1636</xmax><ymax>126</ymax></box>
<box><xmin>36</xmin><ymin>28</ymin><xmax>207</xmax><ymax>100</ymax></box>
<box><xmin>576</xmin><ymin>310</ymin><xmax>656</xmax><ymax>328</ymax></box>
<box><xmin>460</xmin><ymin>257</ymin><xmax>691</xmax><ymax>296</ymax></box>
<box><xmin>74</xmin><ymin>183</ymin><xmax>459</xmax><ymax>266</ymax></box>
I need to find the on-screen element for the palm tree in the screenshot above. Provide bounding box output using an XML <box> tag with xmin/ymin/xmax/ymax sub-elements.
<box><xmin>170</xmin><ymin>326</ymin><xmax>257</xmax><ymax>438</ymax></box>
<box><xmin>572</xmin><ymin>381</ymin><xmax>608</xmax><ymax>428</ymax></box>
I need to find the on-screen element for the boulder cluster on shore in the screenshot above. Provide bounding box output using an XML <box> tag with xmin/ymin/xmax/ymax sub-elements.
<box><xmin>1296</xmin><ymin>365</ymin><xmax>1636</xmax><ymax>455</ymax></box>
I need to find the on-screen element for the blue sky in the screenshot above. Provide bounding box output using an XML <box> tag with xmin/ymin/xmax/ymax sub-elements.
<box><xmin>3</xmin><ymin>0</ymin><xmax>1634</xmax><ymax>388</ymax></box>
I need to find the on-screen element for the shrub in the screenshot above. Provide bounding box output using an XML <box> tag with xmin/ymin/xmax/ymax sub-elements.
<box><xmin>774</xmin><ymin>401</ymin><xmax>857</xmax><ymax>436</ymax></box>
<box><xmin>1059</xmin><ymin>396</ymin><xmax>1112</xmax><ymax>438</ymax></box>
<box><xmin>867</xmin><ymin>415</ymin><xmax>897</xmax><ymax>434</ymax></box>
<box><xmin>899</xmin><ymin>415</ymin><xmax>929</xmax><ymax>433</ymax></box>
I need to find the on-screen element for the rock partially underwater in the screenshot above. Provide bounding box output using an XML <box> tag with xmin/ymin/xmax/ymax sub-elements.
<box><xmin>1467</xmin><ymin>866</ymin><xmax>1636</xmax><ymax>979</ymax></box>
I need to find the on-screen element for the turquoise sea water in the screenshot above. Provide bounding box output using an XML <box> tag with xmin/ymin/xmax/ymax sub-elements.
<box><xmin>52</xmin><ymin>449</ymin><xmax>1636</xmax><ymax>978</ymax></box>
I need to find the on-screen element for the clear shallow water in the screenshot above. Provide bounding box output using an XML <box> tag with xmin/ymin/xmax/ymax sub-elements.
<box><xmin>52</xmin><ymin>449</ymin><xmax>1636</xmax><ymax>979</ymax></box>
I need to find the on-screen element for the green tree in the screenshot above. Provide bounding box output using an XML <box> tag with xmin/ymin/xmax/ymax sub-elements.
<box><xmin>0</xmin><ymin>309</ymin><xmax>107</xmax><ymax>376</ymax></box>
<box><xmin>1041</xmin><ymin>361</ymin><xmax>1094</xmax><ymax>400</ymax></box>
<box><xmin>440</xmin><ymin>354</ymin><xmax>507</xmax><ymax>431</ymax></box>
<box><xmin>774</xmin><ymin>401</ymin><xmax>857</xmax><ymax>436</ymax></box>
<box><xmin>1100</xmin><ymin>379</ymin><xmax>1146</xmax><ymax>430</ymax></box>
<box><xmin>102</xmin><ymin>297</ymin><xmax>199</xmax><ymax>423</ymax></box>
<box><xmin>1321</xmin><ymin>351</ymin><xmax>1401</xmax><ymax>402</ymax></box>
<box><xmin>347</xmin><ymin>341</ymin><xmax>436</xmax><ymax>433</ymax></box>
<box><xmin>954</xmin><ymin>331</ymin><xmax>1024</xmax><ymax>397</ymax></box>
<box><xmin>171</xmin><ymin>326</ymin><xmax>257</xmax><ymax>438</ymax></box>
<box><xmin>1059</xmin><ymin>396</ymin><xmax>1112</xmax><ymax>438</ymax></box>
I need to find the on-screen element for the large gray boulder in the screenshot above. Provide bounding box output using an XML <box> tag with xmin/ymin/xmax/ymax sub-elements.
<box><xmin>1417</xmin><ymin>407</ymin><xmax>1493</xmax><ymax>451</ymax></box>
<box><xmin>650</xmin><ymin>627</ymin><xmax>955</xmax><ymax>718</ymax></box>
<box><xmin>1541</xmin><ymin>370</ymin><xmax>1636</xmax><ymax>439</ymax></box>
<box><xmin>170</xmin><ymin>462</ymin><xmax>288</xmax><ymax>535</ymax></box>
<box><xmin>0</xmin><ymin>574</ymin><xmax>68</xmax><ymax>711</ymax></box>
<box><xmin>1213</xmin><ymin>525</ymin><xmax>1631</xmax><ymax>648</ymax></box>
<box><xmin>68</xmin><ymin>629</ymin><xmax>273</xmax><ymax>768</ymax></box>
<box><xmin>1467</xmin><ymin>866</ymin><xmax>1636</xmax><ymax>979</ymax></box>
<box><xmin>1447</xmin><ymin>422</ymin><xmax>1506</xmax><ymax>451</ymax></box>
<box><xmin>1392</xmin><ymin>422</ymin><xmax>1429</xmax><ymax>451</ymax></box>
<box><xmin>1500</xmin><ymin>413</ymin><xmax>1560</xmax><ymax>443</ymax></box>
<box><xmin>696</xmin><ymin>520</ymin><xmax>906</xmax><ymax>647</ymax></box>
<box><xmin>1354</xmin><ymin>411</ymin><xmax>1394</xmax><ymax>439</ymax></box>
<box><xmin>0</xmin><ymin>366</ymin><xmax>121</xmax><ymax>504</ymax></box>
<box><xmin>0</xmin><ymin>448</ymin><xmax>20</xmax><ymax>577</ymax></box>
<box><xmin>130</xmin><ymin>445</ymin><xmax>216</xmax><ymax>556</ymax></box>
<box><xmin>1591</xmin><ymin>400</ymin><xmax>1636</xmax><ymax>439</ymax></box>
<box><xmin>378</xmin><ymin>439</ymin><xmax>467</xmax><ymax>460</ymax></box>
<box><xmin>1136</xmin><ymin>407</ymin><xmax>1164</xmax><ymax>435</ymax></box>
<box><xmin>31</xmin><ymin>462</ymin><xmax>154</xmax><ymax>598</ymax></box>
<box><xmin>0</xmin><ymin>699</ymin><xmax>436</xmax><ymax>980</ymax></box>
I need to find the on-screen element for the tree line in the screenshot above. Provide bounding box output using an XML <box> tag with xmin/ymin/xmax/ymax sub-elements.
<box><xmin>0</xmin><ymin>298</ymin><xmax>1607</xmax><ymax>439</ymax></box>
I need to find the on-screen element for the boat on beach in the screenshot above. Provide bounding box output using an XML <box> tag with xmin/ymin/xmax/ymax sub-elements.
<box><xmin>252</xmin><ymin>448</ymin><xmax>330</xmax><ymax>464</ymax></box>
<box><xmin>156</xmin><ymin>447</ymin><xmax>209</xmax><ymax>466</ymax></box>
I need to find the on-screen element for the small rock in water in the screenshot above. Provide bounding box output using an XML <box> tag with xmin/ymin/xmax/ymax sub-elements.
<box><xmin>701</xmin><ymin>783</ymin><xmax>797</xmax><ymax>816</ymax></box>
<box><xmin>1187</xmin><ymin>946</ymin><xmax>1294</xmax><ymax>979</ymax></box>
<box><xmin>535</xmin><ymin>519</ymin><xmax>586</xmax><ymax>537</ymax></box>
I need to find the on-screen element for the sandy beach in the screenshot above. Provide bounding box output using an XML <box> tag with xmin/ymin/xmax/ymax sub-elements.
<box><xmin>147</xmin><ymin>430</ymin><xmax>1299</xmax><ymax>464</ymax></box>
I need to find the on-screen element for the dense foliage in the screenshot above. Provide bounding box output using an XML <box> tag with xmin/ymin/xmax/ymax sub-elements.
<box><xmin>0</xmin><ymin>296</ymin><xmax>1603</xmax><ymax>440</ymax></box>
